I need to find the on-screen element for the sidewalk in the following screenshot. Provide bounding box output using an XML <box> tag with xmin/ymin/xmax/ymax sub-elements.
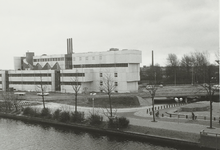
<box><xmin>128</xmin><ymin>117</ymin><xmax>220</xmax><ymax>134</ymax></box>
<box><xmin>32</xmin><ymin>102</ymin><xmax>220</xmax><ymax>135</ymax></box>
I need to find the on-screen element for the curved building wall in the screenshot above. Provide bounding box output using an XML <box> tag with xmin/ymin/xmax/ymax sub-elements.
<box><xmin>14</xmin><ymin>57</ymin><xmax>22</xmax><ymax>70</ymax></box>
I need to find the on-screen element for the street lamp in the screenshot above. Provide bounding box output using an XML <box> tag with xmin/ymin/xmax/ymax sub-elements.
<box><xmin>90</xmin><ymin>92</ymin><xmax>96</xmax><ymax>114</ymax></box>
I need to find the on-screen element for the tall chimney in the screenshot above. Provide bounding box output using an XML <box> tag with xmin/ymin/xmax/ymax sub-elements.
<box><xmin>67</xmin><ymin>38</ymin><xmax>73</xmax><ymax>54</ymax></box>
<box><xmin>152</xmin><ymin>50</ymin><xmax>154</xmax><ymax>67</ymax></box>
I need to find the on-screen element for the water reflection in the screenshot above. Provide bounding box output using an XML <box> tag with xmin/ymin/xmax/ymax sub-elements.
<box><xmin>0</xmin><ymin>118</ymin><xmax>200</xmax><ymax>150</ymax></box>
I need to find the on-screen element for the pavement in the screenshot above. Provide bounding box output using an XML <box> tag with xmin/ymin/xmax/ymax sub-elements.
<box><xmin>31</xmin><ymin>101</ymin><xmax>220</xmax><ymax>136</ymax></box>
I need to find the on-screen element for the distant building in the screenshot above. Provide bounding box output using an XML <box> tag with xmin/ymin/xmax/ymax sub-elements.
<box><xmin>0</xmin><ymin>39</ymin><xmax>142</xmax><ymax>93</ymax></box>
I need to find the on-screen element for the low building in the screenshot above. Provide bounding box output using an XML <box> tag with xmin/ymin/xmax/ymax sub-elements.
<box><xmin>0</xmin><ymin>39</ymin><xmax>142</xmax><ymax>93</ymax></box>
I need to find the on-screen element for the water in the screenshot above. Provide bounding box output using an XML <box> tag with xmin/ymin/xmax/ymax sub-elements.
<box><xmin>0</xmin><ymin>118</ymin><xmax>190</xmax><ymax>150</ymax></box>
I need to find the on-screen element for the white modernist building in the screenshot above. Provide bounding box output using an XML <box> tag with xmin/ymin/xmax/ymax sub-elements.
<box><xmin>0</xmin><ymin>40</ymin><xmax>142</xmax><ymax>93</ymax></box>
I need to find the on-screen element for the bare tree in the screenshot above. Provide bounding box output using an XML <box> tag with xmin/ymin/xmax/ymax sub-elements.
<box><xmin>70</xmin><ymin>75</ymin><xmax>81</xmax><ymax>113</ymax></box>
<box><xmin>100</xmin><ymin>73</ymin><xmax>116</xmax><ymax>118</ymax></box>
<box><xmin>1</xmin><ymin>91</ymin><xmax>21</xmax><ymax>112</ymax></box>
<box><xmin>146</xmin><ymin>84</ymin><xmax>158</xmax><ymax>122</ymax></box>
<box><xmin>36</xmin><ymin>75</ymin><xmax>47</xmax><ymax>109</ymax></box>
<box><xmin>166</xmin><ymin>53</ymin><xmax>179</xmax><ymax>85</ymax></box>
<box><xmin>199</xmin><ymin>65</ymin><xmax>218</xmax><ymax>129</ymax></box>
<box><xmin>200</xmin><ymin>83</ymin><xmax>216</xmax><ymax>129</ymax></box>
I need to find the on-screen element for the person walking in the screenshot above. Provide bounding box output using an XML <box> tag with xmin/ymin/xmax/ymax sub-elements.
<box><xmin>192</xmin><ymin>112</ymin><xmax>195</xmax><ymax>120</ymax></box>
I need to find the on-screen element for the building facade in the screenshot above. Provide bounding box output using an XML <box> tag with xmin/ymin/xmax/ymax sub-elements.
<box><xmin>0</xmin><ymin>40</ymin><xmax>142</xmax><ymax>93</ymax></box>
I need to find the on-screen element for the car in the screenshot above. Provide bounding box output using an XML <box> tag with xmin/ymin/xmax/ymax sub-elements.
<box><xmin>37</xmin><ymin>92</ymin><xmax>49</xmax><ymax>96</ymax></box>
<box><xmin>212</xmin><ymin>85</ymin><xmax>220</xmax><ymax>91</ymax></box>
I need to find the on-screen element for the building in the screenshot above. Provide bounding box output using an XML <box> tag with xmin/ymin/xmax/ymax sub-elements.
<box><xmin>0</xmin><ymin>39</ymin><xmax>142</xmax><ymax>93</ymax></box>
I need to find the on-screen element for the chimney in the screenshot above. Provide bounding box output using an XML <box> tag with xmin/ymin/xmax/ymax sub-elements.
<box><xmin>152</xmin><ymin>50</ymin><xmax>154</xmax><ymax>67</ymax></box>
<box><xmin>67</xmin><ymin>38</ymin><xmax>73</xmax><ymax>54</ymax></box>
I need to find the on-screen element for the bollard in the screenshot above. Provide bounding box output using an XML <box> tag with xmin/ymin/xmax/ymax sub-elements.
<box><xmin>204</xmin><ymin>116</ymin><xmax>206</xmax><ymax>120</ymax></box>
<box><xmin>146</xmin><ymin>109</ymin><xmax>148</xmax><ymax>114</ymax></box>
<box><xmin>170</xmin><ymin>114</ymin><xmax>172</xmax><ymax>118</ymax></box>
<box><xmin>214</xmin><ymin>117</ymin><xmax>216</xmax><ymax>121</ymax></box>
<box><xmin>162</xmin><ymin>114</ymin><xmax>164</xmax><ymax>117</ymax></box>
<box><xmin>186</xmin><ymin>115</ymin><xmax>188</xmax><ymax>119</ymax></box>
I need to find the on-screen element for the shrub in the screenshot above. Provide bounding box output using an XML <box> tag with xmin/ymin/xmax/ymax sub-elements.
<box><xmin>52</xmin><ymin>109</ymin><xmax>61</xmax><ymax>120</ymax></box>
<box><xmin>23</xmin><ymin>107</ymin><xmax>38</xmax><ymax>117</ymax></box>
<box><xmin>71</xmin><ymin>111</ymin><xmax>85</xmax><ymax>123</ymax></box>
<box><xmin>41</xmin><ymin>108</ymin><xmax>52</xmax><ymax>119</ymax></box>
<box><xmin>108</xmin><ymin>117</ymin><xmax>119</xmax><ymax>129</ymax></box>
<box><xmin>108</xmin><ymin>116</ymin><xmax>129</xmax><ymax>129</ymax></box>
<box><xmin>118</xmin><ymin>117</ymin><xmax>129</xmax><ymax>128</ymax></box>
<box><xmin>88</xmin><ymin>113</ymin><xmax>103</xmax><ymax>126</ymax></box>
<box><xmin>59</xmin><ymin>111</ymin><xmax>70</xmax><ymax>122</ymax></box>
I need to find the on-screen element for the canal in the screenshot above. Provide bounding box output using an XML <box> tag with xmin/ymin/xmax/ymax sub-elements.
<box><xmin>0</xmin><ymin>118</ymin><xmax>193</xmax><ymax>150</ymax></box>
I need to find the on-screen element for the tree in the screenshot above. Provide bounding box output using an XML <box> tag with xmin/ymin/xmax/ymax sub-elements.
<box><xmin>199</xmin><ymin>65</ymin><xmax>217</xmax><ymax>129</ymax></box>
<box><xmin>166</xmin><ymin>53</ymin><xmax>179</xmax><ymax>85</ymax></box>
<box><xmin>180</xmin><ymin>54</ymin><xmax>194</xmax><ymax>84</ymax></box>
<box><xmin>1</xmin><ymin>91</ymin><xmax>21</xmax><ymax>112</ymax></box>
<box><xmin>191</xmin><ymin>51</ymin><xmax>209</xmax><ymax>83</ymax></box>
<box><xmin>36</xmin><ymin>75</ymin><xmax>47</xmax><ymax>109</ymax></box>
<box><xmin>145</xmin><ymin>84</ymin><xmax>158</xmax><ymax>122</ymax></box>
<box><xmin>70</xmin><ymin>73</ymin><xmax>81</xmax><ymax>113</ymax></box>
<box><xmin>100</xmin><ymin>73</ymin><xmax>116</xmax><ymax>118</ymax></box>
<box><xmin>146</xmin><ymin>64</ymin><xmax>163</xmax><ymax>84</ymax></box>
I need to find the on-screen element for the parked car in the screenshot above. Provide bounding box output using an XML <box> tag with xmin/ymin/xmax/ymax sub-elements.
<box><xmin>37</xmin><ymin>92</ymin><xmax>49</xmax><ymax>96</ymax></box>
<box><xmin>212</xmin><ymin>85</ymin><xmax>220</xmax><ymax>91</ymax></box>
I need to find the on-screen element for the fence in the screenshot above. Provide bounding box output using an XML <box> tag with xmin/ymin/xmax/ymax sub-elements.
<box><xmin>146</xmin><ymin>103</ymin><xmax>220</xmax><ymax>122</ymax></box>
<box><xmin>200</xmin><ymin>130</ymin><xmax>220</xmax><ymax>149</ymax></box>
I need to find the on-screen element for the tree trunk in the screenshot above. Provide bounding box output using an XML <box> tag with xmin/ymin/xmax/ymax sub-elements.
<box><xmin>75</xmin><ymin>93</ymin><xmax>77</xmax><ymax>113</ymax></box>
<box><xmin>109</xmin><ymin>94</ymin><xmax>113</xmax><ymax>117</ymax></box>
<box><xmin>209</xmin><ymin>92</ymin><xmax>213</xmax><ymax>128</ymax></box>
<box><xmin>152</xmin><ymin>96</ymin><xmax>156</xmax><ymax>122</ymax></box>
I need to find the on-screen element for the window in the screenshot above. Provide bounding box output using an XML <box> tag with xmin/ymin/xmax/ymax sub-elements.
<box><xmin>99</xmin><ymin>56</ymin><xmax>102</xmax><ymax>60</ymax></box>
<box><xmin>100</xmin><ymin>81</ymin><xmax>103</xmax><ymax>86</ymax></box>
<box><xmin>100</xmin><ymin>73</ymin><xmax>102</xmax><ymax>77</ymax></box>
<box><xmin>79</xmin><ymin>57</ymin><xmax>82</xmax><ymax>61</ymax></box>
<box><xmin>115</xmin><ymin>82</ymin><xmax>118</xmax><ymax>86</ymax></box>
<box><xmin>92</xmin><ymin>56</ymin><xmax>95</xmax><ymax>60</ymax></box>
<box><xmin>73</xmin><ymin>57</ymin><xmax>75</xmax><ymax>61</ymax></box>
<box><xmin>114</xmin><ymin>73</ymin><xmax>117</xmax><ymax>77</ymax></box>
<box><xmin>86</xmin><ymin>57</ymin><xmax>88</xmax><ymax>60</ymax></box>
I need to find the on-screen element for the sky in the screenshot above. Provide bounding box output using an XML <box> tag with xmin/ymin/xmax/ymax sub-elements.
<box><xmin>0</xmin><ymin>0</ymin><xmax>218</xmax><ymax>69</ymax></box>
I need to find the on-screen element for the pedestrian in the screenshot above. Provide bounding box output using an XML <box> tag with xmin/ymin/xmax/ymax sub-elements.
<box><xmin>192</xmin><ymin>112</ymin><xmax>195</xmax><ymax>120</ymax></box>
<box><xmin>156</xmin><ymin>111</ymin><xmax>159</xmax><ymax>117</ymax></box>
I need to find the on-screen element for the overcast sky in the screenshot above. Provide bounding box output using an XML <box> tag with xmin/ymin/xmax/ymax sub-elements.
<box><xmin>0</xmin><ymin>0</ymin><xmax>218</xmax><ymax>69</ymax></box>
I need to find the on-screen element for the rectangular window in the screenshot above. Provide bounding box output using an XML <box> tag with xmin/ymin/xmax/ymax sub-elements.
<box><xmin>99</xmin><ymin>56</ymin><xmax>102</xmax><ymax>60</ymax></box>
<box><xmin>100</xmin><ymin>73</ymin><xmax>102</xmax><ymax>77</ymax></box>
<box><xmin>100</xmin><ymin>81</ymin><xmax>103</xmax><ymax>86</ymax></box>
<box><xmin>92</xmin><ymin>56</ymin><xmax>95</xmax><ymax>60</ymax></box>
<box><xmin>114</xmin><ymin>73</ymin><xmax>117</xmax><ymax>77</ymax></box>
<box><xmin>73</xmin><ymin>57</ymin><xmax>75</xmax><ymax>61</ymax></box>
<box><xmin>79</xmin><ymin>57</ymin><xmax>82</xmax><ymax>61</ymax></box>
<box><xmin>86</xmin><ymin>57</ymin><xmax>88</xmax><ymax>60</ymax></box>
<box><xmin>115</xmin><ymin>82</ymin><xmax>118</xmax><ymax>86</ymax></box>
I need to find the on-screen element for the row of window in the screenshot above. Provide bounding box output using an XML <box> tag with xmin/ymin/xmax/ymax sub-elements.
<box><xmin>100</xmin><ymin>73</ymin><xmax>117</xmax><ymax>77</ymax></box>
<box><xmin>61</xmin><ymin>73</ymin><xmax>85</xmax><ymax>77</ymax></box>
<box><xmin>73</xmin><ymin>63</ymin><xmax>128</xmax><ymax>68</ymax></box>
<box><xmin>60</xmin><ymin>82</ymin><xmax>82</xmax><ymax>85</ymax></box>
<box><xmin>9</xmin><ymin>81</ymin><xmax>51</xmax><ymax>85</ymax></box>
<box><xmin>9</xmin><ymin>73</ymin><xmax>51</xmax><ymax>77</ymax></box>
<box><xmin>73</xmin><ymin>56</ymin><xmax>102</xmax><ymax>61</ymax></box>
<box><xmin>33</xmin><ymin>57</ymin><xmax>64</xmax><ymax>62</ymax></box>
<box><xmin>100</xmin><ymin>81</ymin><xmax>118</xmax><ymax>86</ymax></box>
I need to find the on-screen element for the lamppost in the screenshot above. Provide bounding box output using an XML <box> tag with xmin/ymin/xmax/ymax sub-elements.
<box><xmin>90</xmin><ymin>92</ymin><xmax>96</xmax><ymax>114</ymax></box>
